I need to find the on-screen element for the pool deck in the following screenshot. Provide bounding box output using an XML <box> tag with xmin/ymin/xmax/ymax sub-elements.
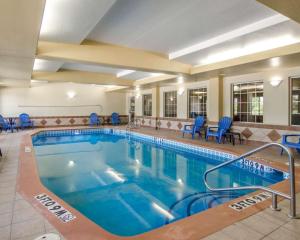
<box><xmin>0</xmin><ymin>127</ymin><xmax>300</xmax><ymax>240</ymax></box>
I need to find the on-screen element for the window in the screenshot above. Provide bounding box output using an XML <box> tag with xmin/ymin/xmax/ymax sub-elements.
<box><xmin>143</xmin><ymin>94</ymin><xmax>152</xmax><ymax>116</ymax></box>
<box><xmin>164</xmin><ymin>91</ymin><xmax>177</xmax><ymax>117</ymax></box>
<box><xmin>291</xmin><ymin>77</ymin><xmax>300</xmax><ymax>125</ymax></box>
<box><xmin>188</xmin><ymin>88</ymin><xmax>207</xmax><ymax>118</ymax></box>
<box><xmin>232</xmin><ymin>82</ymin><xmax>263</xmax><ymax>123</ymax></box>
<box><xmin>129</xmin><ymin>96</ymin><xmax>135</xmax><ymax>113</ymax></box>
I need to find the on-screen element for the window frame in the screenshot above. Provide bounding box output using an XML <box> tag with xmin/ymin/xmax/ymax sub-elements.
<box><xmin>289</xmin><ymin>76</ymin><xmax>300</xmax><ymax>126</ymax></box>
<box><xmin>187</xmin><ymin>87</ymin><xmax>208</xmax><ymax>119</ymax></box>
<box><xmin>163</xmin><ymin>91</ymin><xmax>177</xmax><ymax>118</ymax></box>
<box><xmin>231</xmin><ymin>81</ymin><xmax>264</xmax><ymax>123</ymax></box>
<box><xmin>142</xmin><ymin>94</ymin><xmax>152</xmax><ymax>117</ymax></box>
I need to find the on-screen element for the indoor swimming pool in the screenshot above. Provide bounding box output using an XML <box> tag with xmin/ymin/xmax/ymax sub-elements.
<box><xmin>32</xmin><ymin>129</ymin><xmax>287</xmax><ymax>236</ymax></box>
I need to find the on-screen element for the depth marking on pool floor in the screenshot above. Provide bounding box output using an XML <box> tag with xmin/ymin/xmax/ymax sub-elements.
<box><xmin>35</xmin><ymin>193</ymin><xmax>76</xmax><ymax>222</ymax></box>
<box><xmin>229</xmin><ymin>192</ymin><xmax>272</xmax><ymax>211</ymax></box>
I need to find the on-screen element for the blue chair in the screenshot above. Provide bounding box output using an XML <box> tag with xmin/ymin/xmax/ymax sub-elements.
<box><xmin>89</xmin><ymin>113</ymin><xmax>101</xmax><ymax>126</ymax></box>
<box><xmin>206</xmin><ymin>117</ymin><xmax>232</xmax><ymax>144</ymax></box>
<box><xmin>0</xmin><ymin>115</ymin><xmax>16</xmax><ymax>132</ymax></box>
<box><xmin>111</xmin><ymin>112</ymin><xmax>120</xmax><ymax>125</ymax></box>
<box><xmin>281</xmin><ymin>134</ymin><xmax>300</xmax><ymax>154</ymax></box>
<box><xmin>19</xmin><ymin>113</ymin><xmax>34</xmax><ymax>129</ymax></box>
<box><xmin>182</xmin><ymin>116</ymin><xmax>205</xmax><ymax>139</ymax></box>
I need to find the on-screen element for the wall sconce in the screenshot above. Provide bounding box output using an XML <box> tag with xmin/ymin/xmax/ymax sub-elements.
<box><xmin>177</xmin><ymin>76</ymin><xmax>184</xmax><ymax>84</ymax></box>
<box><xmin>270</xmin><ymin>76</ymin><xmax>283</xmax><ymax>87</ymax></box>
<box><xmin>270</xmin><ymin>57</ymin><xmax>280</xmax><ymax>67</ymax></box>
<box><xmin>67</xmin><ymin>91</ymin><xmax>76</xmax><ymax>99</ymax></box>
<box><xmin>135</xmin><ymin>93</ymin><xmax>141</xmax><ymax>99</ymax></box>
<box><xmin>178</xmin><ymin>87</ymin><xmax>185</xmax><ymax>95</ymax></box>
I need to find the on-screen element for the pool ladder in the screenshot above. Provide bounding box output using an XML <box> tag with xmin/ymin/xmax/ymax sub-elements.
<box><xmin>203</xmin><ymin>143</ymin><xmax>298</xmax><ymax>218</ymax></box>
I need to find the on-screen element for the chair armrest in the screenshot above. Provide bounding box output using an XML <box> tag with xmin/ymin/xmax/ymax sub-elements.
<box><xmin>183</xmin><ymin>124</ymin><xmax>194</xmax><ymax>130</ymax></box>
<box><xmin>282</xmin><ymin>134</ymin><xmax>300</xmax><ymax>144</ymax></box>
<box><xmin>207</xmin><ymin>126</ymin><xmax>218</xmax><ymax>131</ymax></box>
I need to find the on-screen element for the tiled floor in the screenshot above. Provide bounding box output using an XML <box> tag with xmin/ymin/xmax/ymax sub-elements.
<box><xmin>0</xmin><ymin>128</ymin><xmax>299</xmax><ymax>240</ymax></box>
<box><xmin>134</xmin><ymin>127</ymin><xmax>300</xmax><ymax>165</ymax></box>
<box><xmin>0</xmin><ymin>131</ymin><xmax>63</xmax><ymax>240</ymax></box>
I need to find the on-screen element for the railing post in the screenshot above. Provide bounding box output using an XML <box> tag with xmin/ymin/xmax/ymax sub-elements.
<box><xmin>271</xmin><ymin>193</ymin><xmax>280</xmax><ymax>211</ymax></box>
<box><xmin>288</xmin><ymin>151</ymin><xmax>296</xmax><ymax>218</ymax></box>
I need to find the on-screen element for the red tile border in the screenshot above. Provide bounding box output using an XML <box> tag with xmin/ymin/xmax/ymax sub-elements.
<box><xmin>17</xmin><ymin>127</ymin><xmax>300</xmax><ymax>240</ymax></box>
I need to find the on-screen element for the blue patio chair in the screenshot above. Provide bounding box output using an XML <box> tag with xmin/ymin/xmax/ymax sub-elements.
<box><xmin>89</xmin><ymin>113</ymin><xmax>101</xmax><ymax>126</ymax></box>
<box><xmin>182</xmin><ymin>116</ymin><xmax>205</xmax><ymax>139</ymax></box>
<box><xmin>206</xmin><ymin>116</ymin><xmax>232</xmax><ymax>144</ymax></box>
<box><xmin>111</xmin><ymin>112</ymin><xmax>120</xmax><ymax>125</ymax></box>
<box><xmin>19</xmin><ymin>113</ymin><xmax>34</xmax><ymax>129</ymax></box>
<box><xmin>0</xmin><ymin>115</ymin><xmax>16</xmax><ymax>132</ymax></box>
<box><xmin>281</xmin><ymin>134</ymin><xmax>300</xmax><ymax>154</ymax></box>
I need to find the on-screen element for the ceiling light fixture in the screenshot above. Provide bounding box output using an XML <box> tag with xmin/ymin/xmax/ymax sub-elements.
<box><xmin>169</xmin><ymin>14</ymin><xmax>289</xmax><ymax>60</ymax></box>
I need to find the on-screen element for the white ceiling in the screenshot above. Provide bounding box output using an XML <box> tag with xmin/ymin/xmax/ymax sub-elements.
<box><xmin>88</xmin><ymin>0</ymin><xmax>277</xmax><ymax>54</ymax></box>
<box><xmin>31</xmin><ymin>0</ymin><xmax>300</xmax><ymax>84</ymax></box>
<box><xmin>178</xmin><ymin>20</ymin><xmax>300</xmax><ymax>65</ymax></box>
<box><xmin>62</xmin><ymin>62</ymin><xmax>121</xmax><ymax>75</ymax></box>
<box><xmin>36</xmin><ymin>0</ymin><xmax>117</xmax><ymax>72</ymax></box>
<box><xmin>0</xmin><ymin>0</ymin><xmax>44</xmax><ymax>83</ymax></box>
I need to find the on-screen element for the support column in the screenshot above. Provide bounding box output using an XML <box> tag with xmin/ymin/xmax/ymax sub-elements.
<box><xmin>208</xmin><ymin>74</ymin><xmax>224</xmax><ymax>122</ymax></box>
<box><xmin>218</xmin><ymin>74</ymin><xmax>224</xmax><ymax>119</ymax></box>
<box><xmin>153</xmin><ymin>86</ymin><xmax>160</xmax><ymax>130</ymax></box>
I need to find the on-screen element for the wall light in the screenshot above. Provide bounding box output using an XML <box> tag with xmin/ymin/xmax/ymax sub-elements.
<box><xmin>135</xmin><ymin>93</ymin><xmax>141</xmax><ymax>99</ymax></box>
<box><xmin>177</xmin><ymin>76</ymin><xmax>184</xmax><ymax>84</ymax></box>
<box><xmin>67</xmin><ymin>91</ymin><xmax>76</xmax><ymax>99</ymax></box>
<box><xmin>270</xmin><ymin>76</ymin><xmax>283</xmax><ymax>87</ymax></box>
<box><xmin>270</xmin><ymin>57</ymin><xmax>280</xmax><ymax>67</ymax></box>
<box><xmin>178</xmin><ymin>87</ymin><xmax>185</xmax><ymax>95</ymax></box>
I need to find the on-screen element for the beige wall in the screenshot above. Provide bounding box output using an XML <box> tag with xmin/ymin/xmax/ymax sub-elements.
<box><xmin>128</xmin><ymin>66</ymin><xmax>300</xmax><ymax>126</ymax></box>
<box><xmin>0</xmin><ymin>82</ymin><xmax>126</xmax><ymax>117</ymax></box>
<box><xmin>223</xmin><ymin>66</ymin><xmax>300</xmax><ymax>125</ymax></box>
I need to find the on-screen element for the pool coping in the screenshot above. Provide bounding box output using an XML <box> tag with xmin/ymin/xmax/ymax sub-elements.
<box><xmin>18</xmin><ymin>126</ymin><xmax>300</xmax><ymax>240</ymax></box>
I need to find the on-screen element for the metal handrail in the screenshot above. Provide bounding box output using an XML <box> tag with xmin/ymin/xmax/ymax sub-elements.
<box><xmin>203</xmin><ymin>142</ymin><xmax>297</xmax><ymax>218</ymax></box>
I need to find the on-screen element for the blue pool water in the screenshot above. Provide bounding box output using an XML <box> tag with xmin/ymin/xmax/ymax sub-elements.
<box><xmin>32</xmin><ymin>129</ymin><xmax>286</xmax><ymax>236</ymax></box>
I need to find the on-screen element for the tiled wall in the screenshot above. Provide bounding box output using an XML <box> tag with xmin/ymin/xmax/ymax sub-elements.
<box><xmin>10</xmin><ymin>115</ymin><xmax>128</xmax><ymax>128</ymax></box>
<box><xmin>136</xmin><ymin>116</ymin><xmax>300</xmax><ymax>143</ymax></box>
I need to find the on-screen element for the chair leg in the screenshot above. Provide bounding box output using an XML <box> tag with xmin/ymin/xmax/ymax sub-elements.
<box><xmin>182</xmin><ymin>132</ymin><xmax>185</xmax><ymax>138</ymax></box>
